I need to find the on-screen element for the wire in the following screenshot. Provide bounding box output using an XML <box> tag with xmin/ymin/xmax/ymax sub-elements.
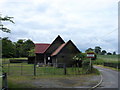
<box><xmin>86</xmin><ymin>27</ymin><xmax>118</xmax><ymax>47</ymax></box>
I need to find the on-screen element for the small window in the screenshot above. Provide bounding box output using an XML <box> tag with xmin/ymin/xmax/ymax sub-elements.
<box><xmin>48</xmin><ymin>57</ymin><xmax>50</xmax><ymax>60</ymax></box>
<box><xmin>62</xmin><ymin>56</ymin><xmax>64</xmax><ymax>58</ymax></box>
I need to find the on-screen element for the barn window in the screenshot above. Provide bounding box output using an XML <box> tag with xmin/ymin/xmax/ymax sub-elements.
<box><xmin>48</xmin><ymin>57</ymin><xmax>50</xmax><ymax>60</ymax></box>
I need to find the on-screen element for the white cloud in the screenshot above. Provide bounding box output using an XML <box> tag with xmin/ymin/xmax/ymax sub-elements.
<box><xmin>0</xmin><ymin>0</ymin><xmax>118</xmax><ymax>53</ymax></box>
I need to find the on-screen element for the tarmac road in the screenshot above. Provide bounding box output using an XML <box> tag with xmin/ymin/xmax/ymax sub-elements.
<box><xmin>94</xmin><ymin>66</ymin><xmax>119</xmax><ymax>89</ymax></box>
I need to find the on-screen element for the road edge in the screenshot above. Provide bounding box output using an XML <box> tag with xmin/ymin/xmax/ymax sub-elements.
<box><xmin>89</xmin><ymin>67</ymin><xmax>103</xmax><ymax>90</ymax></box>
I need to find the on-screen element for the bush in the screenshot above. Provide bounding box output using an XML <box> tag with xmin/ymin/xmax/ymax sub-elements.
<box><xmin>9</xmin><ymin>59</ymin><xmax>28</xmax><ymax>63</ymax></box>
<box><xmin>82</xmin><ymin>60</ymin><xmax>90</xmax><ymax>70</ymax></box>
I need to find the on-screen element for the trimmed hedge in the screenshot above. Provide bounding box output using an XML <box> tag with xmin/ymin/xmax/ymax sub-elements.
<box><xmin>104</xmin><ymin>62</ymin><xmax>120</xmax><ymax>69</ymax></box>
<box><xmin>9</xmin><ymin>59</ymin><xmax>28</xmax><ymax>63</ymax></box>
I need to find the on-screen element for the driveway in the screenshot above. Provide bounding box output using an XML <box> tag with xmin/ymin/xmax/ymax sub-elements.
<box><xmin>94</xmin><ymin>66</ymin><xmax>119</xmax><ymax>89</ymax></box>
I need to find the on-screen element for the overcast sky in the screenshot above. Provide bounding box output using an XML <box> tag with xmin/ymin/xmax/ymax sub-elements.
<box><xmin>0</xmin><ymin>0</ymin><xmax>118</xmax><ymax>53</ymax></box>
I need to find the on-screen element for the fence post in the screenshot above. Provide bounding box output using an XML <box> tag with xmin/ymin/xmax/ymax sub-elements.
<box><xmin>8</xmin><ymin>63</ymin><xmax>10</xmax><ymax>75</ymax></box>
<box><xmin>34</xmin><ymin>64</ymin><xmax>36</xmax><ymax>76</ymax></box>
<box><xmin>2</xmin><ymin>73</ymin><xmax>8</xmax><ymax>90</ymax></box>
<box><xmin>64</xmin><ymin>64</ymin><xmax>66</xmax><ymax>75</ymax></box>
<box><xmin>21</xmin><ymin>63</ymin><xmax>22</xmax><ymax>75</ymax></box>
<box><xmin>89</xmin><ymin>58</ymin><xmax>92</xmax><ymax>72</ymax></box>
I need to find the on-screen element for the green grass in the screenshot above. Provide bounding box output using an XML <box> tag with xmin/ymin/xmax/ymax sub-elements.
<box><xmin>93</xmin><ymin>55</ymin><xmax>119</xmax><ymax>64</ymax></box>
<box><xmin>7</xmin><ymin>70</ymin><xmax>100</xmax><ymax>89</ymax></box>
<box><xmin>95</xmin><ymin>65</ymin><xmax>120</xmax><ymax>71</ymax></box>
<box><xmin>3</xmin><ymin>63</ymin><xmax>34</xmax><ymax>75</ymax></box>
<box><xmin>93</xmin><ymin>55</ymin><xmax>120</xmax><ymax>69</ymax></box>
<box><xmin>2</xmin><ymin>62</ymin><xmax>99</xmax><ymax>76</ymax></box>
<box><xmin>1</xmin><ymin>58</ymin><xmax>100</xmax><ymax>89</ymax></box>
<box><xmin>2</xmin><ymin>57</ymin><xmax>27</xmax><ymax>63</ymax></box>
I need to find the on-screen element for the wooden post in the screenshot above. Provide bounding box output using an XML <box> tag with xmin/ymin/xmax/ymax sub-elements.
<box><xmin>34</xmin><ymin>56</ymin><xmax>36</xmax><ymax>76</ymax></box>
<box><xmin>21</xmin><ymin>63</ymin><xmax>22</xmax><ymax>75</ymax></box>
<box><xmin>44</xmin><ymin>54</ymin><xmax>46</xmax><ymax>65</ymax></box>
<box><xmin>4</xmin><ymin>73</ymin><xmax>8</xmax><ymax>89</ymax></box>
<box><xmin>90</xmin><ymin>58</ymin><xmax>92</xmax><ymax>71</ymax></box>
<box><xmin>34</xmin><ymin>64</ymin><xmax>36</xmax><ymax>76</ymax></box>
<box><xmin>56</xmin><ymin>57</ymin><xmax>57</xmax><ymax>67</ymax></box>
<box><xmin>64</xmin><ymin>64</ymin><xmax>66</xmax><ymax>75</ymax></box>
<box><xmin>3</xmin><ymin>73</ymin><xmax>8</xmax><ymax>89</ymax></box>
<box><xmin>8</xmin><ymin>63</ymin><xmax>10</xmax><ymax>75</ymax></box>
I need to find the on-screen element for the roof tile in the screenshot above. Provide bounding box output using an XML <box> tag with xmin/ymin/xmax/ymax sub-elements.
<box><xmin>35</xmin><ymin>43</ymin><xmax>50</xmax><ymax>53</ymax></box>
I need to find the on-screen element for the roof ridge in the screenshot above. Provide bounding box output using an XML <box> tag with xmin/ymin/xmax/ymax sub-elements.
<box><xmin>51</xmin><ymin>43</ymin><xmax>67</xmax><ymax>56</ymax></box>
<box><xmin>35</xmin><ymin>43</ymin><xmax>50</xmax><ymax>45</ymax></box>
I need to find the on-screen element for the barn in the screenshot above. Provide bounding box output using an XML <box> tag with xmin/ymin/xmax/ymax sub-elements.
<box><xmin>34</xmin><ymin>35</ymin><xmax>80</xmax><ymax>66</ymax></box>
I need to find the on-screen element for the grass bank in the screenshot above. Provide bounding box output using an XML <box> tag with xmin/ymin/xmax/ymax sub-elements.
<box><xmin>93</xmin><ymin>55</ymin><xmax>120</xmax><ymax>70</ymax></box>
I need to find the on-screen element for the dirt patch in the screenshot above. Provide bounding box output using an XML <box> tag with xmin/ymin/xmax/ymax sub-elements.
<box><xmin>31</xmin><ymin>75</ymin><xmax>101</xmax><ymax>88</ymax></box>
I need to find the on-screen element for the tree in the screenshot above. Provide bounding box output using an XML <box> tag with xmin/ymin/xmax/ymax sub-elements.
<box><xmin>0</xmin><ymin>14</ymin><xmax>14</xmax><ymax>33</ymax></box>
<box><xmin>73</xmin><ymin>53</ymin><xmax>87</xmax><ymax>61</ymax></box>
<box><xmin>85</xmin><ymin>48</ymin><xmax>94</xmax><ymax>53</ymax></box>
<box><xmin>2</xmin><ymin>37</ymin><xmax>16</xmax><ymax>58</ymax></box>
<box><xmin>15</xmin><ymin>39</ymin><xmax>24</xmax><ymax>57</ymax></box>
<box><xmin>28</xmin><ymin>49</ymin><xmax>35</xmax><ymax>56</ymax></box>
<box><xmin>113</xmin><ymin>51</ymin><xmax>116</xmax><ymax>55</ymax></box>
<box><xmin>107</xmin><ymin>52</ymin><xmax>112</xmax><ymax>55</ymax></box>
<box><xmin>73</xmin><ymin>53</ymin><xmax>87</xmax><ymax>67</ymax></box>
<box><xmin>94</xmin><ymin>46</ymin><xmax>101</xmax><ymax>54</ymax></box>
<box><xmin>15</xmin><ymin>39</ymin><xmax>35</xmax><ymax>57</ymax></box>
<box><xmin>101</xmin><ymin>50</ymin><xmax>107</xmax><ymax>55</ymax></box>
<box><xmin>22</xmin><ymin>39</ymin><xmax>35</xmax><ymax>57</ymax></box>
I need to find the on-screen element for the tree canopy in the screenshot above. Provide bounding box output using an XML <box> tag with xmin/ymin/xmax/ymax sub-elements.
<box><xmin>2</xmin><ymin>37</ymin><xmax>35</xmax><ymax>58</ymax></box>
<box><xmin>0</xmin><ymin>14</ymin><xmax>14</xmax><ymax>33</ymax></box>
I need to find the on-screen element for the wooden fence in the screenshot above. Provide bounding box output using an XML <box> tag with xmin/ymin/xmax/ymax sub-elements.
<box><xmin>2</xmin><ymin>63</ymin><xmax>84</xmax><ymax>76</ymax></box>
<box><xmin>1</xmin><ymin>73</ymin><xmax>8</xmax><ymax>90</ymax></box>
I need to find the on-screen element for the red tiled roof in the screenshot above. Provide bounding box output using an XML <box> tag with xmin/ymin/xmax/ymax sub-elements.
<box><xmin>35</xmin><ymin>43</ymin><xmax>50</xmax><ymax>53</ymax></box>
<box><xmin>51</xmin><ymin>43</ymin><xmax>67</xmax><ymax>56</ymax></box>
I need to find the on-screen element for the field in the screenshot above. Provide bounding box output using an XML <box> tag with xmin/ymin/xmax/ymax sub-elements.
<box><xmin>93</xmin><ymin>55</ymin><xmax>120</xmax><ymax>70</ymax></box>
<box><xmin>2</xmin><ymin>63</ymin><xmax>95</xmax><ymax>76</ymax></box>
<box><xmin>93</xmin><ymin>55</ymin><xmax>119</xmax><ymax>64</ymax></box>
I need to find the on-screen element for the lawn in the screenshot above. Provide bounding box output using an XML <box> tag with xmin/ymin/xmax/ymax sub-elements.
<box><xmin>1</xmin><ymin>58</ymin><xmax>100</xmax><ymax>89</ymax></box>
<box><xmin>2</xmin><ymin>63</ymin><xmax>93</xmax><ymax>76</ymax></box>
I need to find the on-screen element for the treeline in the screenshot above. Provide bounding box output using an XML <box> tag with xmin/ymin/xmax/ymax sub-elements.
<box><xmin>85</xmin><ymin>46</ymin><xmax>116</xmax><ymax>55</ymax></box>
<box><xmin>1</xmin><ymin>37</ymin><xmax>35</xmax><ymax>58</ymax></box>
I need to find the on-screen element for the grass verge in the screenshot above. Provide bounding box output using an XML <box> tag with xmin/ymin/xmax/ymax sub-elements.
<box><xmin>95</xmin><ymin>65</ymin><xmax>120</xmax><ymax>71</ymax></box>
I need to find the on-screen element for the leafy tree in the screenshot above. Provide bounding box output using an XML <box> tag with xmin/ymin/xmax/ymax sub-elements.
<box><xmin>15</xmin><ymin>39</ymin><xmax>24</xmax><ymax>57</ymax></box>
<box><xmin>85</xmin><ymin>48</ymin><xmax>94</xmax><ymax>53</ymax></box>
<box><xmin>94</xmin><ymin>46</ymin><xmax>101</xmax><ymax>54</ymax></box>
<box><xmin>15</xmin><ymin>39</ymin><xmax>35</xmax><ymax>57</ymax></box>
<box><xmin>73</xmin><ymin>53</ymin><xmax>87</xmax><ymax>61</ymax></box>
<box><xmin>28</xmin><ymin>49</ymin><xmax>35</xmax><ymax>56</ymax></box>
<box><xmin>2</xmin><ymin>37</ymin><xmax>16</xmax><ymax>58</ymax></box>
<box><xmin>73</xmin><ymin>53</ymin><xmax>87</xmax><ymax>67</ymax></box>
<box><xmin>101</xmin><ymin>50</ymin><xmax>107</xmax><ymax>55</ymax></box>
<box><xmin>22</xmin><ymin>39</ymin><xmax>35</xmax><ymax>57</ymax></box>
<box><xmin>107</xmin><ymin>52</ymin><xmax>112</xmax><ymax>55</ymax></box>
<box><xmin>0</xmin><ymin>14</ymin><xmax>14</xmax><ymax>33</ymax></box>
<box><xmin>113</xmin><ymin>51</ymin><xmax>116</xmax><ymax>55</ymax></box>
